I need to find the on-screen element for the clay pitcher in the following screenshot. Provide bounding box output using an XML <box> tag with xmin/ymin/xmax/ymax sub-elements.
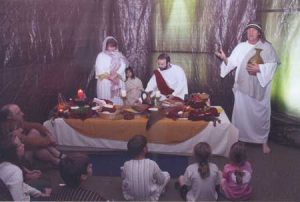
<box><xmin>141</xmin><ymin>91</ymin><xmax>154</xmax><ymax>106</ymax></box>
<box><xmin>247</xmin><ymin>48</ymin><xmax>264</xmax><ymax>75</ymax></box>
<box><xmin>248</xmin><ymin>48</ymin><xmax>264</xmax><ymax>65</ymax></box>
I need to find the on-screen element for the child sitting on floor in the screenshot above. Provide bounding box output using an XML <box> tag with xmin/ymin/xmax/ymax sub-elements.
<box><xmin>220</xmin><ymin>142</ymin><xmax>253</xmax><ymax>200</ymax></box>
<box><xmin>176</xmin><ymin>142</ymin><xmax>220</xmax><ymax>201</ymax></box>
<box><xmin>121</xmin><ymin>135</ymin><xmax>170</xmax><ymax>201</ymax></box>
<box><xmin>48</xmin><ymin>153</ymin><xmax>106</xmax><ymax>201</ymax></box>
<box><xmin>0</xmin><ymin>130</ymin><xmax>51</xmax><ymax>201</ymax></box>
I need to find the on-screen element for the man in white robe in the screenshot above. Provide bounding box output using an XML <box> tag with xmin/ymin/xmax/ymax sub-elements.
<box><xmin>95</xmin><ymin>36</ymin><xmax>128</xmax><ymax>105</ymax></box>
<box><xmin>145</xmin><ymin>53</ymin><xmax>188</xmax><ymax>100</ymax></box>
<box><xmin>215</xmin><ymin>22</ymin><xmax>279</xmax><ymax>153</ymax></box>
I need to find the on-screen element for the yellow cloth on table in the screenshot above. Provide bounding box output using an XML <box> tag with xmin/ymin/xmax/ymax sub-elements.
<box><xmin>64</xmin><ymin>117</ymin><xmax>209</xmax><ymax>144</ymax></box>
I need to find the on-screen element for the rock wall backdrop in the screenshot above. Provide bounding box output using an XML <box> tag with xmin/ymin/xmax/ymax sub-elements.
<box><xmin>1</xmin><ymin>0</ymin><xmax>299</xmax><ymax>146</ymax></box>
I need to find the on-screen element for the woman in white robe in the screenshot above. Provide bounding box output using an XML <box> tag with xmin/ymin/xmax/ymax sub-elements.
<box><xmin>125</xmin><ymin>67</ymin><xmax>144</xmax><ymax>105</ymax></box>
<box><xmin>95</xmin><ymin>36</ymin><xmax>128</xmax><ymax>105</ymax></box>
<box><xmin>215</xmin><ymin>22</ymin><xmax>279</xmax><ymax>153</ymax></box>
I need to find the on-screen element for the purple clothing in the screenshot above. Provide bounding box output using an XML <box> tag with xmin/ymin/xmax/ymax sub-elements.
<box><xmin>221</xmin><ymin>161</ymin><xmax>252</xmax><ymax>200</ymax></box>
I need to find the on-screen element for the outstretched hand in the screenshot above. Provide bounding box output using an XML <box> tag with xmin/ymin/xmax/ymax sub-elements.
<box><xmin>215</xmin><ymin>48</ymin><xmax>228</xmax><ymax>65</ymax></box>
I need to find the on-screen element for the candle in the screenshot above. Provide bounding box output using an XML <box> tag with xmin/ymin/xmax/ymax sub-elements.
<box><xmin>155</xmin><ymin>90</ymin><xmax>161</xmax><ymax>98</ymax></box>
<box><xmin>77</xmin><ymin>89</ymin><xmax>84</xmax><ymax>99</ymax></box>
<box><xmin>121</xmin><ymin>89</ymin><xmax>127</xmax><ymax>98</ymax></box>
<box><xmin>58</xmin><ymin>105</ymin><xmax>64</xmax><ymax>116</ymax></box>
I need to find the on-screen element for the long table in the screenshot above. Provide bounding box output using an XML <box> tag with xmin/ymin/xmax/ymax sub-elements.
<box><xmin>44</xmin><ymin>107</ymin><xmax>238</xmax><ymax>157</ymax></box>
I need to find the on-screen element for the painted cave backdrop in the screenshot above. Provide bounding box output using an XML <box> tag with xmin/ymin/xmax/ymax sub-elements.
<box><xmin>1</xmin><ymin>0</ymin><xmax>300</xmax><ymax>146</ymax></box>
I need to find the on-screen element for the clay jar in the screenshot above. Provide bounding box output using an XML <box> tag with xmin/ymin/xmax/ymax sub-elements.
<box><xmin>247</xmin><ymin>48</ymin><xmax>264</xmax><ymax>76</ymax></box>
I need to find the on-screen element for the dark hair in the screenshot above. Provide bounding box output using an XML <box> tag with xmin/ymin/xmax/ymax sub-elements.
<box><xmin>125</xmin><ymin>66</ymin><xmax>136</xmax><ymax>80</ymax></box>
<box><xmin>1</xmin><ymin>120</ymin><xmax>21</xmax><ymax>138</ymax></box>
<box><xmin>0</xmin><ymin>131</ymin><xmax>20</xmax><ymax>165</ymax></box>
<box><xmin>157</xmin><ymin>53</ymin><xmax>171</xmax><ymax>63</ymax></box>
<box><xmin>229</xmin><ymin>142</ymin><xmax>247</xmax><ymax>185</ymax></box>
<box><xmin>194</xmin><ymin>142</ymin><xmax>211</xmax><ymax>179</ymax></box>
<box><xmin>229</xmin><ymin>142</ymin><xmax>247</xmax><ymax>166</ymax></box>
<box><xmin>106</xmin><ymin>38</ymin><xmax>118</xmax><ymax>49</ymax></box>
<box><xmin>59</xmin><ymin>153</ymin><xmax>91</xmax><ymax>188</ymax></box>
<box><xmin>0</xmin><ymin>105</ymin><xmax>12</xmax><ymax>123</ymax></box>
<box><xmin>241</xmin><ymin>22</ymin><xmax>266</xmax><ymax>43</ymax></box>
<box><xmin>127</xmin><ymin>135</ymin><xmax>147</xmax><ymax>158</ymax></box>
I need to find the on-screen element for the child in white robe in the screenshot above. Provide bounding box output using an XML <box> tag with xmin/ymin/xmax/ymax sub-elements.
<box><xmin>121</xmin><ymin>135</ymin><xmax>170</xmax><ymax>201</ymax></box>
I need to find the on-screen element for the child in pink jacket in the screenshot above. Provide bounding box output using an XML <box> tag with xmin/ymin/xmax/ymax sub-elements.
<box><xmin>220</xmin><ymin>142</ymin><xmax>252</xmax><ymax>200</ymax></box>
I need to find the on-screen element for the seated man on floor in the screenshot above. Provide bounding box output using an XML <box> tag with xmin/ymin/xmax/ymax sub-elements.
<box><xmin>0</xmin><ymin>104</ymin><xmax>65</xmax><ymax>166</ymax></box>
<box><xmin>145</xmin><ymin>53</ymin><xmax>188</xmax><ymax>101</ymax></box>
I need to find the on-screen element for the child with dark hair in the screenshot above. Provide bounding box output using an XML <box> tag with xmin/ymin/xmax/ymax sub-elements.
<box><xmin>0</xmin><ymin>130</ymin><xmax>50</xmax><ymax>201</ymax></box>
<box><xmin>48</xmin><ymin>153</ymin><xmax>106</xmax><ymax>201</ymax></box>
<box><xmin>176</xmin><ymin>142</ymin><xmax>220</xmax><ymax>201</ymax></box>
<box><xmin>121</xmin><ymin>135</ymin><xmax>170</xmax><ymax>201</ymax></box>
<box><xmin>0</xmin><ymin>121</ymin><xmax>43</xmax><ymax>181</ymax></box>
<box><xmin>220</xmin><ymin>142</ymin><xmax>252</xmax><ymax>200</ymax></box>
<box><xmin>125</xmin><ymin>66</ymin><xmax>144</xmax><ymax>105</ymax></box>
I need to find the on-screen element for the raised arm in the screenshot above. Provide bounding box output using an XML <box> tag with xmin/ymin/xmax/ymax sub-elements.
<box><xmin>216</xmin><ymin>46</ymin><xmax>240</xmax><ymax>77</ymax></box>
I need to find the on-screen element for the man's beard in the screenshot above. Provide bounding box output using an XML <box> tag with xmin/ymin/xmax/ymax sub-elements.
<box><xmin>159</xmin><ymin>65</ymin><xmax>169</xmax><ymax>71</ymax></box>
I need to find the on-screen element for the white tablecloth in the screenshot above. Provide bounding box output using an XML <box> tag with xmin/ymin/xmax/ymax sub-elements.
<box><xmin>44</xmin><ymin>108</ymin><xmax>238</xmax><ymax>157</ymax></box>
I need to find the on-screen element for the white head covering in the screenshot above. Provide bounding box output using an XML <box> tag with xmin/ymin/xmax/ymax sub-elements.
<box><xmin>100</xmin><ymin>36</ymin><xmax>128</xmax><ymax>98</ymax></box>
<box><xmin>241</xmin><ymin>22</ymin><xmax>266</xmax><ymax>42</ymax></box>
<box><xmin>102</xmin><ymin>36</ymin><xmax>118</xmax><ymax>52</ymax></box>
<box><xmin>245</xmin><ymin>23</ymin><xmax>262</xmax><ymax>31</ymax></box>
<box><xmin>101</xmin><ymin>36</ymin><xmax>128</xmax><ymax>65</ymax></box>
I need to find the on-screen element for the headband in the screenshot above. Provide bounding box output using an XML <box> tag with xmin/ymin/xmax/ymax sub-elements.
<box><xmin>245</xmin><ymin>23</ymin><xmax>262</xmax><ymax>31</ymax></box>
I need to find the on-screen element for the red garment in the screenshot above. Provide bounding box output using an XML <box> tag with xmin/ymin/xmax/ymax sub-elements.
<box><xmin>154</xmin><ymin>70</ymin><xmax>174</xmax><ymax>96</ymax></box>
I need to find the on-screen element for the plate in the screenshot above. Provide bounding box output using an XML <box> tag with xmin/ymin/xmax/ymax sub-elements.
<box><xmin>148</xmin><ymin>107</ymin><xmax>159</xmax><ymax>112</ymax></box>
<box><xmin>92</xmin><ymin>106</ymin><xmax>101</xmax><ymax>111</ymax></box>
<box><xmin>99</xmin><ymin>111</ymin><xmax>123</xmax><ymax>120</ymax></box>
